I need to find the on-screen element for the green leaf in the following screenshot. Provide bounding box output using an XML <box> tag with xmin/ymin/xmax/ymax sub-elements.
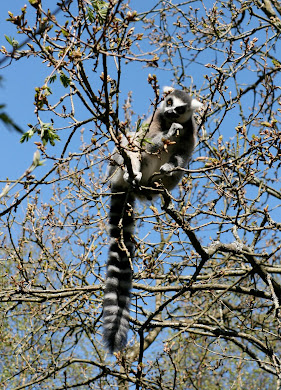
<box><xmin>141</xmin><ymin>122</ymin><xmax>149</xmax><ymax>131</ymax></box>
<box><xmin>272</xmin><ymin>59</ymin><xmax>281</xmax><ymax>67</ymax></box>
<box><xmin>39</xmin><ymin>120</ymin><xmax>60</xmax><ymax>146</ymax></box>
<box><xmin>87</xmin><ymin>7</ymin><xmax>95</xmax><ymax>22</ymax></box>
<box><xmin>28</xmin><ymin>0</ymin><xmax>41</xmax><ymax>8</ymax></box>
<box><xmin>49</xmin><ymin>74</ymin><xmax>57</xmax><ymax>84</ymax></box>
<box><xmin>136</xmin><ymin>118</ymin><xmax>142</xmax><ymax>130</ymax></box>
<box><xmin>60</xmin><ymin>72</ymin><xmax>71</xmax><ymax>88</ymax></box>
<box><xmin>20</xmin><ymin>121</ymin><xmax>60</xmax><ymax>146</ymax></box>
<box><xmin>4</xmin><ymin>35</ymin><xmax>12</xmax><ymax>45</ymax></box>
<box><xmin>87</xmin><ymin>0</ymin><xmax>109</xmax><ymax>23</ymax></box>
<box><xmin>61</xmin><ymin>28</ymin><xmax>69</xmax><ymax>37</ymax></box>
<box><xmin>260</xmin><ymin>121</ymin><xmax>271</xmax><ymax>128</ymax></box>
<box><xmin>4</xmin><ymin>35</ymin><xmax>19</xmax><ymax>48</ymax></box>
<box><xmin>142</xmin><ymin>137</ymin><xmax>153</xmax><ymax>145</ymax></box>
<box><xmin>20</xmin><ymin>128</ymin><xmax>36</xmax><ymax>143</ymax></box>
<box><xmin>43</xmin><ymin>85</ymin><xmax>52</xmax><ymax>96</ymax></box>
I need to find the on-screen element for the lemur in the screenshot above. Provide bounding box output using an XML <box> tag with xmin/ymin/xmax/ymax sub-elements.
<box><xmin>103</xmin><ymin>87</ymin><xmax>202</xmax><ymax>352</ymax></box>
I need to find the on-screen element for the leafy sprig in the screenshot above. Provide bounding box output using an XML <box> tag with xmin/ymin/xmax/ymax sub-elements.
<box><xmin>20</xmin><ymin>119</ymin><xmax>60</xmax><ymax>146</ymax></box>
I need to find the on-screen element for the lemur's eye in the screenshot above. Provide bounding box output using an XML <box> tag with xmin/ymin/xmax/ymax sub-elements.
<box><xmin>166</xmin><ymin>98</ymin><xmax>173</xmax><ymax>106</ymax></box>
<box><xmin>176</xmin><ymin>106</ymin><xmax>185</xmax><ymax>114</ymax></box>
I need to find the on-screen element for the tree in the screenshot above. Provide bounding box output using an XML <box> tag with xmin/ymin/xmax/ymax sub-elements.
<box><xmin>1</xmin><ymin>0</ymin><xmax>281</xmax><ymax>388</ymax></box>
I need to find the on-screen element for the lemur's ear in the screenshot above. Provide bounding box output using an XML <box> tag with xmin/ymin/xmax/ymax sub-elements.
<box><xmin>163</xmin><ymin>86</ymin><xmax>175</xmax><ymax>94</ymax></box>
<box><xmin>191</xmin><ymin>99</ymin><xmax>203</xmax><ymax>110</ymax></box>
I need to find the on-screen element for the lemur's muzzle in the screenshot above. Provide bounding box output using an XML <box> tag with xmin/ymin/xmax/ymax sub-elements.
<box><xmin>165</xmin><ymin>109</ymin><xmax>179</xmax><ymax>119</ymax></box>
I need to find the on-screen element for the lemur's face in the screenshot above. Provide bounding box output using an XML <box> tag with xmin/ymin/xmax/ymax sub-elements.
<box><xmin>161</xmin><ymin>91</ymin><xmax>202</xmax><ymax>124</ymax></box>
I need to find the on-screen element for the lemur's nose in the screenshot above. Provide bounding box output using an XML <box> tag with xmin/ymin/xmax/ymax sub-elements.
<box><xmin>166</xmin><ymin>109</ymin><xmax>179</xmax><ymax>118</ymax></box>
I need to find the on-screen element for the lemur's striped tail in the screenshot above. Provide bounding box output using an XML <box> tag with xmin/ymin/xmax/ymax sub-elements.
<box><xmin>103</xmin><ymin>187</ymin><xmax>135</xmax><ymax>353</ymax></box>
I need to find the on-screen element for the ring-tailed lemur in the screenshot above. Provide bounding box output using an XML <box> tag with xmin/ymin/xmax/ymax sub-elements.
<box><xmin>103</xmin><ymin>87</ymin><xmax>202</xmax><ymax>352</ymax></box>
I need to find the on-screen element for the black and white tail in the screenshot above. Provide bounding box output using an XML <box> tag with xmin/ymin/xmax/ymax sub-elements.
<box><xmin>103</xmin><ymin>187</ymin><xmax>135</xmax><ymax>353</ymax></box>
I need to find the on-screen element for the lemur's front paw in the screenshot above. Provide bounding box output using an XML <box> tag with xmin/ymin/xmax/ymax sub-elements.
<box><xmin>168</xmin><ymin>123</ymin><xmax>183</xmax><ymax>138</ymax></box>
<box><xmin>133</xmin><ymin>172</ymin><xmax>142</xmax><ymax>183</ymax></box>
<box><xmin>160</xmin><ymin>163</ymin><xmax>173</xmax><ymax>176</ymax></box>
<box><xmin>123</xmin><ymin>171</ymin><xmax>142</xmax><ymax>185</ymax></box>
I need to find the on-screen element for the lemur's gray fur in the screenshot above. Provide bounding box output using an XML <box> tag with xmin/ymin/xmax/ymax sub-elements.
<box><xmin>103</xmin><ymin>87</ymin><xmax>202</xmax><ymax>352</ymax></box>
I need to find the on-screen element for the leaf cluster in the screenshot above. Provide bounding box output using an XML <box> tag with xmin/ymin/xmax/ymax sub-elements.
<box><xmin>20</xmin><ymin>120</ymin><xmax>60</xmax><ymax>146</ymax></box>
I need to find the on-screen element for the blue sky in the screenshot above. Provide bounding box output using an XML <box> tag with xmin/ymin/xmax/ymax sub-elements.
<box><xmin>0</xmin><ymin>3</ymin><xmax>48</xmax><ymax>180</ymax></box>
